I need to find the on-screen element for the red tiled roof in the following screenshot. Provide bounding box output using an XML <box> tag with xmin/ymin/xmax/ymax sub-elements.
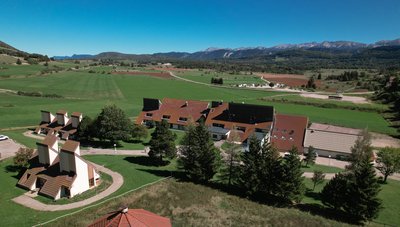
<box><xmin>271</xmin><ymin>114</ymin><xmax>308</xmax><ymax>153</ymax></box>
<box><xmin>61</xmin><ymin>140</ymin><xmax>80</xmax><ymax>153</ymax></box>
<box><xmin>136</xmin><ymin>98</ymin><xmax>209</xmax><ymax>126</ymax></box>
<box><xmin>205</xmin><ymin>102</ymin><xmax>273</xmax><ymax>142</ymax></box>
<box><xmin>56</xmin><ymin>110</ymin><xmax>67</xmax><ymax>115</ymax></box>
<box><xmin>37</xmin><ymin>134</ymin><xmax>58</xmax><ymax>147</ymax></box>
<box><xmin>88</xmin><ymin>208</ymin><xmax>172</xmax><ymax>227</ymax></box>
<box><xmin>71</xmin><ymin>112</ymin><xmax>82</xmax><ymax>117</ymax></box>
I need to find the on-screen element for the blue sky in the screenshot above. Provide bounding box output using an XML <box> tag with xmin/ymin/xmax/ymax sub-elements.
<box><xmin>1</xmin><ymin>0</ymin><xmax>399</xmax><ymax>56</ymax></box>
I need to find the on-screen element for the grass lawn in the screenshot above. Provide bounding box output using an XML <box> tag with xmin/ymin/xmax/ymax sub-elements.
<box><xmin>0</xmin><ymin>155</ymin><xmax>176</xmax><ymax>226</ymax></box>
<box><xmin>301</xmin><ymin>164</ymin><xmax>343</xmax><ymax>174</ymax></box>
<box><xmin>1</xmin><ymin>129</ymin><xmax>39</xmax><ymax>148</ymax></box>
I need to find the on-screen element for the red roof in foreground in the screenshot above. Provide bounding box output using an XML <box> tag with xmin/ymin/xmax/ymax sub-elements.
<box><xmin>271</xmin><ymin>114</ymin><xmax>308</xmax><ymax>153</ymax></box>
<box><xmin>88</xmin><ymin>208</ymin><xmax>172</xmax><ymax>227</ymax></box>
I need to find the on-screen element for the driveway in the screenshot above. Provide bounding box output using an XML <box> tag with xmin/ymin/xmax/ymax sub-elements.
<box><xmin>0</xmin><ymin>139</ymin><xmax>24</xmax><ymax>160</ymax></box>
<box><xmin>12</xmin><ymin>162</ymin><xmax>123</xmax><ymax>211</ymax></box>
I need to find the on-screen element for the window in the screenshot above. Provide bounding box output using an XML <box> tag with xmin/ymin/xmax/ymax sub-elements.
<box><xmin>178</xmin><ymin>117</ymin><xmax>188</xmax><ymax>122</ymax></box>
<box><xmin>212</xmin><ymin>134</ymin><xmax>218</xmax><ymax>139</ymax></box>
<box><xmin>235</xmin><ymin>126</ymin><xmax>246</xmax><ymax>132</ymax></box>
<box><xmin>212</xmin><ymin>123</ymin><xmax>224</xmax><ymax>128</ymax></box>
<box><xmin>145</xmin><ymin>113</ymin><xmax>153</xmax><ymax>117</ymax></box>
<box><xmin>162</xmin><ymin>115</ymin><xmax>171</xmax><ymax>120</ymax></box>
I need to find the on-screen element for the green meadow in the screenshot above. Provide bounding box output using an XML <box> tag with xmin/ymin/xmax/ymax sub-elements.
<box><xmin>0</xmin><ymin>65</ymin><xmax>396</xmax><ymax>135</ymax></box>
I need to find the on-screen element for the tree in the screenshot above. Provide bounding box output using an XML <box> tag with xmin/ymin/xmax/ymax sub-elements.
<box><xmin>317</xmin><ymin>73</ymin><xmax>322</xmax><ymax>80</ymax></box>
<box><xmin>92</xmin><ymin>105</ymin><xmax>132</xmax><ymax>143</ymax></box>
<box><xmin>130</xmin><ymin>124</ymin><xmax>148</xmax><ymax>141</ymax></box>
<box><xmin>347</xmin><ymin>129</ymin><xmax>373</xmax><ymax>170</ymax></box>
<box><xmin>149</xmin><ymin>120</ymin><xmax>177</xmax><ymax>163</ymax></box>
<box><xmin>44</xmin><ymin>61</ymin><xmax>49</xmax><ymax>67</ymax></box>
<box><xmin>239</xmin><ymin>135</ymin><xmax>262</xmax><ymax>197</ymax></box>
<box><xmin>16</xmin><ymin>58</ymin><xmax>22</xmax><ymax>65</ymax></box>
<box><xmin>311</xmin><ymin>170</ymin><xmax>325</xmax><ymax>191</ymax></box>
<box><xmin>13</xmin><ymin>148</ymin><xmax>34</xmax><ymax>168</ymax></box>
<box><xmin>304</xmin><ymin>146</ymin><xmax>316</xmax><ymax>167</ymax></box>
<box><xmin>178</xmin><ymin>122</ymin><xmax>221</xmax><ymax>182</ymax></box>
<box><xmin>306</xmin><ymin>76</ymin><xmax>317</xmax><ymax>89</ymax></box>
<box><xmin>76</xmin><ymin>116</ymin><xmax>94</xmax><ymax>141</ymax></box>
<box><xmin>277</xmin><ymin>146</ymin><xmax>305</xmax><ymax>203</ymax></box>
<box><xmin>259</xmin><ymin>141</ymin><xmax>281</xmax><ymax>197</ymax></box>
<box><xmin>220</xmin><ymin>129</ymin><xmax>242</xmax><ymax>185</ymax></box>
<box><xmin>376</xmin><ymin>147</ymin><xmax>400</xmax><ymax>183</ymax></box>
<box><xmin>321</xmin><ymin>160</ymin><xmax>382</xmax><ymax>223</ymax></box>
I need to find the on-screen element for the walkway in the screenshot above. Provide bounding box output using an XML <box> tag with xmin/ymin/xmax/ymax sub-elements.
<box><xmin>0</xmin><ymin>139</ymin><xmax>25</xmax><ymax>160</ymax></box>
<box><xmin>82</xmin><ymin>148</ymin><xmax>148</xmax><ymax>156</ymax></box>
<box><xmin>12</xmin><ymin>162</ymin><xmax>123</xmax><ymax>211</ymax></box>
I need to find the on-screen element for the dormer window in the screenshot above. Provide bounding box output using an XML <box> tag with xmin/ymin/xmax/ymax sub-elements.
<box><xmin>178</xmin><ymin>117</ymin><xmax>188</xmax><ymax>122</ymax></box>
<box><xmin>162</xmin><ymin>115</ymin><xmax>171</xmax><ymax>120</ymax></box>
<box><xmin>235</xmin><ymin>126</ymin><xmax>246</xmax><ymax>132</ymax></box>
<box><xmin>145</xmin><ymin>113</ymin><xmax>153</xmax><ymax>117</ymax></box>
<box><xmin>212</xmin><ymin>123</ymin><xmax>224</xmax><ymax>128</ymax></box>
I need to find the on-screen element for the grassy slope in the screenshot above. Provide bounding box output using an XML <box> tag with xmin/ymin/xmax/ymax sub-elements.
<box><xmin>176</xmin><ymin>70</ymin><xmax>265</xmax><ymax>85</ymax></box>
<box><xmin>48</xmin><ymin>178</ymin><xmax>353</xmax><ymax>227</ymax></box>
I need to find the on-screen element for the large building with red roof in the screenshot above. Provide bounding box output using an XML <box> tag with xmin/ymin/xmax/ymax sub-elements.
<box><xmin>135</xmin><ymin>98</ymin><xmax>209</xmax><ymax>130</ymax></box>
<box><xmin>271</xmin><ymin>114</ymin><xmax>309</xmax><ymax>152</ymax></box>
<box><xmin>136</xmin><ymin>98</ymin><xmax>312</xmax><ymax>153</ymax></box>
<box><xmin>204</xmin><ymin>101</ymin><xmax>275</xmax><ymax>147</ymax></box>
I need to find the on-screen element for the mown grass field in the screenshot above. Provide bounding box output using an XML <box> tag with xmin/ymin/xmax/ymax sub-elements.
<box><xmin>0</xmin><ymin>64</ymin><xmax>396</xmax><ymax>135</ymax></box>
<box><xmin>176</xmin><ymin>69</ymin><xmax>266</xmax><ymax>85</ymax></box>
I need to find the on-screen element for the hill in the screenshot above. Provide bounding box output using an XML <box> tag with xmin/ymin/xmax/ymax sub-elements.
<box><xmin>0</xmin><ymin>40</ymin><xmax>49</xmax><ymax>63</ymax></box>
<box><xmin>53</xmin><ymin>38</ymin><xmax>400</xmax><ymax>70</ymax></box>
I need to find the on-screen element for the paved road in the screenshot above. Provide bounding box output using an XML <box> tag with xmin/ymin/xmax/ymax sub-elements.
<box><xmin>0</xmin><ymin>139</ymin><xmax>24</xmax><ymax>160</ymax></box>
<box><xmin>12</xmin><ymin>162</ymin><xmax>123</xmax><ymax>211</ymax></box>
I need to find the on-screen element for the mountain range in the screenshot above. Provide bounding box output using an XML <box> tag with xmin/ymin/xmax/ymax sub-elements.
<box><xmin>52</xmin><ymin>38</ymin><xmax>400</xmax><ymax>60</ymax></box>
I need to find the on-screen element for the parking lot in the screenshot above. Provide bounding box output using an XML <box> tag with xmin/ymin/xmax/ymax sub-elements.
<box><xmin>0</xmin><ymin>139</ymin><xmax>24</xmax><ymax>160</ymax></box>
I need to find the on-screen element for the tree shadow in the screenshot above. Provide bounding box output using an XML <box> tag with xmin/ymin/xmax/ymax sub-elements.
<box><xmin>304</xmin><ymin>189</ymin><xmax>321</xmax><ymax>201</ymax></box>
<box><xmin>296</xmin><ymin>203</ymin><xmax>361</xmax><ymax>225</ymax></box>
<box><xmin>5</xmin><ymin>165</ymin><xmax>24</xmax><ymax>179</ymax></box>
<box><xmin>123</xmin><ymin>156</ymin><xmax>170</xmax><ymax>167</ymax></box>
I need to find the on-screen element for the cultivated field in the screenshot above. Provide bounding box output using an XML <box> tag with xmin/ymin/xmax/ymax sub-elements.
<box><xmin>0</xmin><ymin>65</ymin><xmax>397</xmax><ymax>135</ymax></box>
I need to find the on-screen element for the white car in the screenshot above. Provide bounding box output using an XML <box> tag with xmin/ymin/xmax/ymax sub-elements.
<box><xmin>0</xmin><ymin>135</ymin><xmax>9</xmax><ymax>141</ymax></box>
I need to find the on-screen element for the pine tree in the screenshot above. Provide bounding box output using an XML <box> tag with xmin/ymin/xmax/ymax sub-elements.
<box><xmin>347</xmin><ymin>129</ymin><xmax>373</xmax><ymax>170</ymax></box>
<box><xmin>259</xmin><ymin>142</ymin><xmax>281</xmax><ymax>196</ymax></box>
<box><xmin>239</xmin><ymin>135</ymin><xmax>262</xmax><ymax>197</ymax></box>
<box><xmin>304</xmin><ymin>146</ymin><xmax>316</xmax><ymax>167</ymax></box>
<box><xmin>178</xmin><ymin>122</ymin><xmax>220</xmax><ymax>182</ymax></box>
<box><xmin>149</xmin><ymin>120</ymin><xmax>177</xmax><ymax>163</ymax></box>
<box><xmin>321</xmin><ymin>160</ymin><xmax>382</xmax><ymax>223</ymax></box>
<box><xmin>220</xmin><ymin>129</ymin><xmax>242</xmax><ymax>185</ymax></box>
<box><xmin>278</xmin><ymin>146</ymin><xmax>305</xmax><ymax>203</ymax></box>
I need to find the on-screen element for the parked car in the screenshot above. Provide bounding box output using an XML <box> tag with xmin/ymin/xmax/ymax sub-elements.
<box><xmin>0</xmin><ymin>135</ymin><xmax>9</xmax><ymax>141</ymax></box>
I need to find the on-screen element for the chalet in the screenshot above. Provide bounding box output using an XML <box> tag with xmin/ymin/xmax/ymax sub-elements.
<box><xmin>304</xmin><ymin>123</ymin><xmax>361</xmax><ymax>158</ymax></box>
<box><xmin>204</xmin><ymin>101</ymin><xmax>275</xmax><ymax>148</ymax></box>
<box><xmin>271</xmin><ymin>114</ymin><xmax>308</xmax><ymax>153</ymax></box>
<box><xmin>17</xmin><ymin>135</ymin><xmax>100</xmax><ymax>200</ymax></box>
<box><xmin>35</xmin><ymin>110</ymin><xmax>83</xmax><ymax>140</ymax></box>
<box><xmin>136</xmin><ymin>98</ymin><xmax>209</xmax><ymax>130</ymax></box>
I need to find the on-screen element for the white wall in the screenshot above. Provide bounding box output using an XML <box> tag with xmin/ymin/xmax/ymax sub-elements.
<box><xmin>70</xmin><ymin>157</ymin><xmax>90</xmax><ymax>197</ymax></box>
